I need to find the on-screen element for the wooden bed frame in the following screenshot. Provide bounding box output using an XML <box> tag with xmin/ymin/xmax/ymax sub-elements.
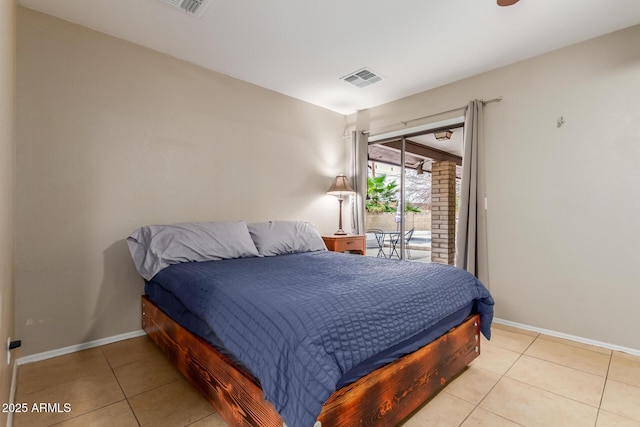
<box><xmin>142</xmin><ymin>295</ymin><xmax>481</xmax><ymax>427</ymax></box>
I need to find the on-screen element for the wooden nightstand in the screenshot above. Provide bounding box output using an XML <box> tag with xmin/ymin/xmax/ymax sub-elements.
<box><xmin>322</xmin><ymin>235</ymin><xmax>366</xmax><ymax>255</ymax></box>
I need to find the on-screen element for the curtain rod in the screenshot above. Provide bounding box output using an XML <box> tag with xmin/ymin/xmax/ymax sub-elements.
<box><xmin>361</xmin><ymin>96</ymin><xmax>502</xmax><ymax>136</ymax></box>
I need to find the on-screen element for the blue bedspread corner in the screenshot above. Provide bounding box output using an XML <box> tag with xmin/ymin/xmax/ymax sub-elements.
<box><xmin>477</xmin><ymin>295</ymin><xmax>494</xmax><ymax>340</ymax></box>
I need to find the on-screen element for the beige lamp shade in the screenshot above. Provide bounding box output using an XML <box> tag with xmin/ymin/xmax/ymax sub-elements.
<box><xmin>326</xmin><ymin>175</ymin><xmax>355</xmax><ymax>196</ymax></box>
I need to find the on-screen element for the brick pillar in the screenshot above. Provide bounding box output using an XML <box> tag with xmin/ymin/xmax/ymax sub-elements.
<box><xmin>431</xmin><ymin>161</ymin><xmax>456</xmax><ymax>265</ymax></box>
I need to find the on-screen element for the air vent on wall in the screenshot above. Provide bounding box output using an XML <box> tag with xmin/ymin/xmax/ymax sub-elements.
<box><xmin>341</xmin><ymin>68</ymin><xmax>384</xmax><ymax>88</ymax></box>
<box><xmin>165</xmin><ymin>0</ymin><xmax>212</xmax><ymax>17</ymax></box>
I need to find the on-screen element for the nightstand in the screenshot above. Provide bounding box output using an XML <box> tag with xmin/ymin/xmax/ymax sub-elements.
<box><xmin>322</xmin><ymin>235</ymin><xmax>366</xmax><ymax>255</ymax></box>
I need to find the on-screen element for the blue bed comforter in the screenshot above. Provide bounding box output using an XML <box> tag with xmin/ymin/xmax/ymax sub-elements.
<box><xmin>151</xmin><ymin>251</ymin><xmax>494</xmax><ymax>427</ymax></box>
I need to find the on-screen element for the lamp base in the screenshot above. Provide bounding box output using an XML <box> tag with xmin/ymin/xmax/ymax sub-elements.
<box><xmin>334</xmin><ymin>197</ymin><xmax>347</xmax><ymax>236</ymax></box>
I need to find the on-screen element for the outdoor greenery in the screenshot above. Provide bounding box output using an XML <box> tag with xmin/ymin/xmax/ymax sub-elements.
<box><xmin>366</xmin><ymin>175</ymin><xmax>397</xmax><ymax>213</ymax></box>
<box><xmin>366</xmin><ymin>174</ymin><xmax>421</xmax><ymax>213</ymax></box>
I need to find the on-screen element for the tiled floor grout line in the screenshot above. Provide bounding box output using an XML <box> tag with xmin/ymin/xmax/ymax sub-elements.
<box><xmin>461</xmin><ymin>332</ymin><xmax>622</xmax><ymax>426</ymax></box>
<box><xmin>467</xmin><ymin>351</ymin><xmax>525</xmax><ymax>425</ymax></box>
<box><xmin>17</xmin><ymin>349</ymin><xmax>135</xmax><ymax>427</ymax></box>
<box><xmin>100</xmin><ymin>346</ymin><xmax>144</xmax><ymax>427</ymax></box>
<box><xmin>455</xmin><ymin>332</ymin><xmax>539</xmax><ymax>426</ymax></box>
<box><xmin>184</xmin><ymin>413</ymin><xmax>215</xmax><ymax>427</ymax></box>
<box><xmin>47</xmin><ymin>401</ymin><xmax>130</xmax><ymax>427</ymax></box>
<box><xmin>504</xmin><ymin>376</ymin><xmax>603</xmax><ymax>410</ymax></box>
<box><xmin>508</xmin><ymin>334</ymin><xmax>611</xmax><ymax>410</ymax></box>
<box><xmin>593</xmin><ymin>350</ymin><xmax>615</xmax><ymax>427</ymax></box>
<box><xmin>125</xmin><ymin>396</ymin><xmax>143</xmax><ymax>427</ymax></box>
<box><xmin>99</xmin><ymin>344</ymin><xmax>209</xmax><ymax>426</ymax></box>
<box><xmin>519</xmin><ymin>353</ymin><xmax>610</xmax><ymax>378</ymax></box>
<box><xmin>462</xmin><ymin>329</ymin><xmax>640</xmax><ymax>426</ymax></box>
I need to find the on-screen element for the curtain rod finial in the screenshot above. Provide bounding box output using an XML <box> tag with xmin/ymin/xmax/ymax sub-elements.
<box><xmin>481</xmin><ymin>96</ymin><xmax>503</xmax><ymax>105</ymax></box>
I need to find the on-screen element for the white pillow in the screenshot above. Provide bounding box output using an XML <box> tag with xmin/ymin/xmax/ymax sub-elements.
<box><xmin>127</xmin><ymin>221</ymin><xmax>260</xmax><ymax>280</ymax></box>
<box><xmin>248</xmin><ymin>221</ymin><xmax>327</xmax><ymax>256</ymax></box>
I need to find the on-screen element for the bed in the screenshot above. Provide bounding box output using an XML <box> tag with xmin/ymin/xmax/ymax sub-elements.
<box><xmin>128</xmin><ymin>220</ymin><xmax>494</xmax><ymax>427</ymax></box>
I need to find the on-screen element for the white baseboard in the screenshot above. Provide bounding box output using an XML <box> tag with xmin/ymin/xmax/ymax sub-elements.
<box><xmin>16</xmin><ymin>330</ymin><xmax>146</xmax><ymax>366</ymax></box>
<box><xmin>494</xmin><ymin>317</ymin><xmax>640</xmax><ymax>357</ymax></box>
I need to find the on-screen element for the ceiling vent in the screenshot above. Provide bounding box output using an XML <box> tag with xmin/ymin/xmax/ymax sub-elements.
<box><xmin>164</xmin><ymin>0</ymin><xmax>212</xmax><ymax>17</ymax></box>
<box><xmin>341</xmin><ymin>68</ymin><xmax>384</xmax><ymax>88</ymax></box>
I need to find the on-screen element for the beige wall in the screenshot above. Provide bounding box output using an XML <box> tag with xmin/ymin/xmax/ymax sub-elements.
<box><xmin>0</xmin><ymin>0</ymin><xmax>16</xmax><ymax>421</ymax></box>
<box><xmin>16</xmin><ymin>8</ymin><xmax>347</xmax><ymax>356</ymax></box>
<box><xmin>354</xmin><ymin>25</ymin><xmax>640</xmax><ymax>350</ymax></box>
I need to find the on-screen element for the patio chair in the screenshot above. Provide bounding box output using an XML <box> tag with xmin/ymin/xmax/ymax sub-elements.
<box><xmin>389</xmin><ymin>228</ymin><xmax>415</xmax><ymax>259</ymax></box>
<box><xmin>366</xmin><ymin>229</ymin><xmax>385</xmax><ymax>258</ymax></box>
<box><xmin>404</xmin><ymin>228</ymin><xmax>414</xmax><ymax>259</ymax></box>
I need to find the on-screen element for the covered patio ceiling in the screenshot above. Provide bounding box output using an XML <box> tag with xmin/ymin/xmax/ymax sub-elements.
<box><xmin>368</xmin><ymin>127</ymin><xmax>463</xmax><ymax>178</ymax></box>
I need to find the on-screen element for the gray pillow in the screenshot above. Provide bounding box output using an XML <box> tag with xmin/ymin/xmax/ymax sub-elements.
<box><xmin>248</xmin><ymin>221</ymin><xmax>327</xmax><ymax>256</ymax></box>
<box><xmin>127</xmin><ymin>221</ymin><xmax>260</xmax><ymax>280</ymax></box>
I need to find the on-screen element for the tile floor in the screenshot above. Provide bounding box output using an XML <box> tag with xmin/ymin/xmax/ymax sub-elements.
<box><xmin>13</xmin><ymin>323</ymin><xmax>640</xmax><ymax>427</ymax></box>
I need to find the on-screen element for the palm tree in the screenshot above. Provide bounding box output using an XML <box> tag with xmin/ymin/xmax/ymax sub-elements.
<box><xmin>366</xmin><ymin>174</ymin><xmax>397</xmax><ymax>213</ymax></box>
<box><xmin>366</xmin><ymin>174</ymin><xmax>421</xmax><ymax>213</ymax></box>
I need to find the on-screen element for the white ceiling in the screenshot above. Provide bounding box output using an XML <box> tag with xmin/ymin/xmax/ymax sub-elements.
<box><xmin>17</xmin><ymin>0</ymin><xmax>640</xmax><ymax>115</ymax></box>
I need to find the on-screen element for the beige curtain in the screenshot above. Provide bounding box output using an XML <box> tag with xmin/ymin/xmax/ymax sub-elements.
<box><xmin>350</xmin><ymin>111</ymin><xmax>370</xmax><ymax>235</ymax></box>
<box><xmin>350</xmin><ymin>130</ymin><xmax>368</xmax><ymax>234</ymax></box>
<box><xmin>455</xmin><ymin>100</ymin><xmax>489</xmax><ymax>285</ymax></box>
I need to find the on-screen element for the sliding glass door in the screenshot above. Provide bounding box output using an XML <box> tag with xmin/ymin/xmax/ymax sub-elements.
<box><xmin>365</xmin><ymin>123</ymin><xmax>463</xmax><ymax>262</ymax></box>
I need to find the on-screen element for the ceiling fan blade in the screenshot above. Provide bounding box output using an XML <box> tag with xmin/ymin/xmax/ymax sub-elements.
<box><xmin>497</xmin><ymin>0</ymin><xmax>520</xmax><ymax>6</ymax></box>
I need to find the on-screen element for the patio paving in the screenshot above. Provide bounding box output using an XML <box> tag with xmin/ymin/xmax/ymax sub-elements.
<box><xmin>365</xmin><ymin>230</ymin><xmax>431</xmax><ymax>262</ymax></box>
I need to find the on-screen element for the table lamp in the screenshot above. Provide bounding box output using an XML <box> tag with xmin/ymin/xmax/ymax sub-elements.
<box><xmin>326</xmin><ymin>175</ymin><xmax>355</xmax><ymax>235</ymax></box>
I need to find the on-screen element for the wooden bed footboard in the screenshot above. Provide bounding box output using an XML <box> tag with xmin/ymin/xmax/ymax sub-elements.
<box><xmin>142</xmin><ymin>296</ymin><xmax>481</xmax><ymax>427</ymax></box>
